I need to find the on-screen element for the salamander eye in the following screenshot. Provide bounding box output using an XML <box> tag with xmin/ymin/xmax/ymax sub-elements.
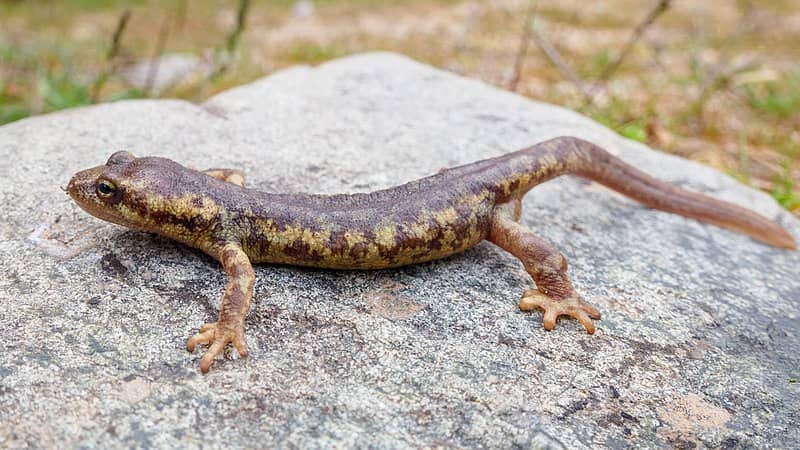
<box><xmin>96</xmin><ymin>180</ymin><xmax>117</xmax><ymax>197</ymax></box>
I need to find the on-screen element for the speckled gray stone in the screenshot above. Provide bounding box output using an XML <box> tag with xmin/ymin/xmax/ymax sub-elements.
<box><xmin>1</xmin><ymin>53</ymin><xmax>798</xmax><ymax>449</ymax></box>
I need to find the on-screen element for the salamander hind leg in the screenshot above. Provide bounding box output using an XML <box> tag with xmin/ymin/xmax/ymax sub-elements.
<box><xmin>203</xmin><ymin>168</ymin><xmax>246</xmax><ymax>187</ymax></box>
<box><xmin>488</xmin><ymin>201</ymin><xmax>601</xmax><ymax>334</ymax></box>
<box><xmin>187</xmin><ymin>244</ymin><xmax>254</xmax><ymax>372</ymax></box>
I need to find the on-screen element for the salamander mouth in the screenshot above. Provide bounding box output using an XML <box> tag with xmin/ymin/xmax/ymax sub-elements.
<box><xmin>67</xmin><ymin>165</ymin><xmax>127</xmax><ymax>225</ymax></box>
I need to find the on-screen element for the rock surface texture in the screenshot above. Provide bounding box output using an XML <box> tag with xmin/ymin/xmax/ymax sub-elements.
<box><xmin>1</xmin><ymin>53</ymin><xmax>798</xmax><ymax>449</ymax></box>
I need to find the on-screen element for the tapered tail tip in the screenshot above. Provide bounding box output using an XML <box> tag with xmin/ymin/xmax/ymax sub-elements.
<box><xmin>779</xmin><ymin>235</ymin><xmax>798</xmax><ymax>250</ymax></box>
<box><xmin>731</xmin><ymin>215</ymin><xmax>797</xmax><ymax>250</ymax></box>
<box><xmin>765</xmin><ymin>228</ymin><xmax>798</xmax><ymax>250</ymax></box>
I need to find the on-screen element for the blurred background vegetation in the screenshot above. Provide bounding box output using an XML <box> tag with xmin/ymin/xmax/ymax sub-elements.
<box><xmin>1</xmin><ymin>0</ymin><xmax>798</xmax><ymax>213</ymax></box>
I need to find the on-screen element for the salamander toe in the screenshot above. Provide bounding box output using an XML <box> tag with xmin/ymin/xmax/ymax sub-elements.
<box><xmin>519</xmin><ymin>289</ymin><xmax>601</xmax><ymax>334</ymax></box>
<box><xmin>186</xmin><ymin>321</ymin><xmax>248</xmax><ymax>373</ymax></box>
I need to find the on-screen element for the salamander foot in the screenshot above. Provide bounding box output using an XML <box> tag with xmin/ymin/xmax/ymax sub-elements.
<box><xmin>186</xmin><ymin>321</ymin><xmax>249</xmax><ymax>373</ymax></box>
<box><xmin>519</xmin><ymin>289</ymin><xmax>601</xmax><ymax>334</ymax></box>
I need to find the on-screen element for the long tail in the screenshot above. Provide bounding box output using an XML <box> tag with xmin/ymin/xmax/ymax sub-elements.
<box><xmin>500</xmin><ymin>136</ymin><xmax>797</xmax><ymax>249</ymax></box>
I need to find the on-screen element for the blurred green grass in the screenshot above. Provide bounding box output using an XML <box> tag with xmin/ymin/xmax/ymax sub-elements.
<box><xmin>285</xmin><ymin>41</ymin><xmax>345</xmax><ymax>64</ymax></box>
<box><xmin>746</xmin><ymin>71</ymin><xmax>800</xmax><ymax>119</ymax></box>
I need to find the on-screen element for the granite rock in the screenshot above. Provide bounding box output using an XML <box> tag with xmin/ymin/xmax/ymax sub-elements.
<box><xmin>1</xmin><ymin>53</ymin><xmax>798</xmax><ymax>449</ymax></box>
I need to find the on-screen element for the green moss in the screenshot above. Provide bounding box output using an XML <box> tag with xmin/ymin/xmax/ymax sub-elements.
<box><xmin>591</xmin><ymin>105</ymin><xmax>648</xmax><ymax>144</ymax></box>
<box><xmin>771</xmin><ymin>161</ymin><xmax>800</xmax><ymax>211</ymax></box>
<box><xmin>105</xmin><ymin>88</ymin><xmax>146</xmax><ymax>102</ymax></box>
<box><xmin>0</xmin><ymin>105</ymin><xmax>31</xmax><ymax>125</ymax></box>
<box><xmin>284</xmin><ymin>42</ymin><xmax>345</xmax><ymax>64</ymax></box>
<box><xmin>38</xmin><ymin>72</ymin><xmax>93</xmax><ymax>111</ymax></box>
<box><xmin>745</xmin><ymin>71</ymin><xmax>800</xmax><ymax>119</ymax></box>
<box><xmin>618</xmin><ymin>121</ymin><xmax>647</xmax><ymax>143</ymax></box>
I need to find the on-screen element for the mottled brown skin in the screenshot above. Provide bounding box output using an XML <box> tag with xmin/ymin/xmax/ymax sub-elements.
<box><xmin>67</xmin><ymin>137</ymin><xmax>797</xmax><ymax>372</ymax></box>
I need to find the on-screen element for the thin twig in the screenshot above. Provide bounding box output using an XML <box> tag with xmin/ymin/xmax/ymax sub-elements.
<box><xmin>530</xmin><ymin>23</ymin><xmax>593</xmax><ymax>103</ymax></box>
<box><xmin>512</xmin><ymin>0</ymin><xmax>670</xmax><ymax>107</ymax></box>
<box><xmin>106</xmin><ymin>10</ymin><xmax>131</xmax><ymax>61</ymax></box>
<box><xmin>647</xmin><ymin>39</ymin><xmax>672</xmax><ymax>79</ymax></box>
<box><xmin>91</xmin><ymin>9</ymin><xmax>130</xmax><ymax>102</ymax></box>
<box><xmin>175</xmin><ymin>0</ymin><xmax>187</xmax><ymax>30</ymax></box>
<box><xmin>575</xmin><ymin>0</ymin><xmax>671</xmax><ymax>107</ymax></box>
<box><xmin>210</xmin><ymin>0</ymin><xmax>251</xmax><ymax>81</ymax></box>
<box><xmin>692</xmin><ymin>57</ymin><xmax>759</xmax><ymax>126</ymax></box>
<box><xmin>144</xmin><ymin>16</ymin><xmax>171</xmax><ymax>96</ymax></box>
<box><xmin>196</xmin><ymin>0</ymin><xmax>252</xmax><ymax>101</ymax></box>
<box><xmin>689</xmin><ymin>2</ymin><xmax>759</xmax><ymax>127</ymax></box>
<box><xmin>226</xmin><ymin>0</ymin><xmax>250</xmax><ymax>54</ymax></box>
<box><xmin>506</xmin><ymin>0</ymin><xmax>536</xmax><ymax>91</ymax></box>
<box><xmin>596</xmin><ymin>0</ymin><xmax>671</xmax><ymax>84</ymax></box>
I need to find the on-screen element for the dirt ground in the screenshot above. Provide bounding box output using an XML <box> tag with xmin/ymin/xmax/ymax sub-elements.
<box><xmin>2</xmin><ymin>0</ymin><xmax>798</xmax><ymax>211</ymax></box>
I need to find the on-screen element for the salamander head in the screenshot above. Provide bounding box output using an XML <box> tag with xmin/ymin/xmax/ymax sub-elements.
<box><xmin>67</xmin><ymin>151</ymin><xmax>221</xmax><ymax>239</ymax></box>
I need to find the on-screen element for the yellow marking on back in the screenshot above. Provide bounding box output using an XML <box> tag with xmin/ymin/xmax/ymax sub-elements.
<box><xmin>374</xmin><ymin>224</ymin><xmax>398</xmax><ymax>247</ymax></box>
<box><xmin>242</xmin><ymin>188</ymin><xmax>495</xmax><ymax>269</ymax></box>
<box><xmin>433</xmin><ymin>207</ymin><xmax>458</xmax><ymax>226</ymax></box>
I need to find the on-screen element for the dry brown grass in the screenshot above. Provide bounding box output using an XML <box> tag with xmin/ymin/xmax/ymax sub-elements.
<box><xmin>2</xmin><ymin>0</ymin><xmax>798</xmax><ymax>210</ymax></box>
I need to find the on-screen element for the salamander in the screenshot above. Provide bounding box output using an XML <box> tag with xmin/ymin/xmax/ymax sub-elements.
<box><xmin>66</xmin><ymin>136</ymin><xmax>797</xmax><ymax>373</ymax></box>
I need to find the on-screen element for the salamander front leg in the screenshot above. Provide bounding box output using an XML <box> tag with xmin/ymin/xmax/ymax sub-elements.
<box><xmin>488</xmin><ymin>201</ymin><xmax>601</xmax><ymax>333</ymax></box>
<box><xmin>187</xmin><ymin>244</ymin><xmax>254</xmax><ymax>372</ymax></box>
<box><xmin>203</xmin><ymin>168</ymin><xmax>246</xmax><ymax>187</ymax></box>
